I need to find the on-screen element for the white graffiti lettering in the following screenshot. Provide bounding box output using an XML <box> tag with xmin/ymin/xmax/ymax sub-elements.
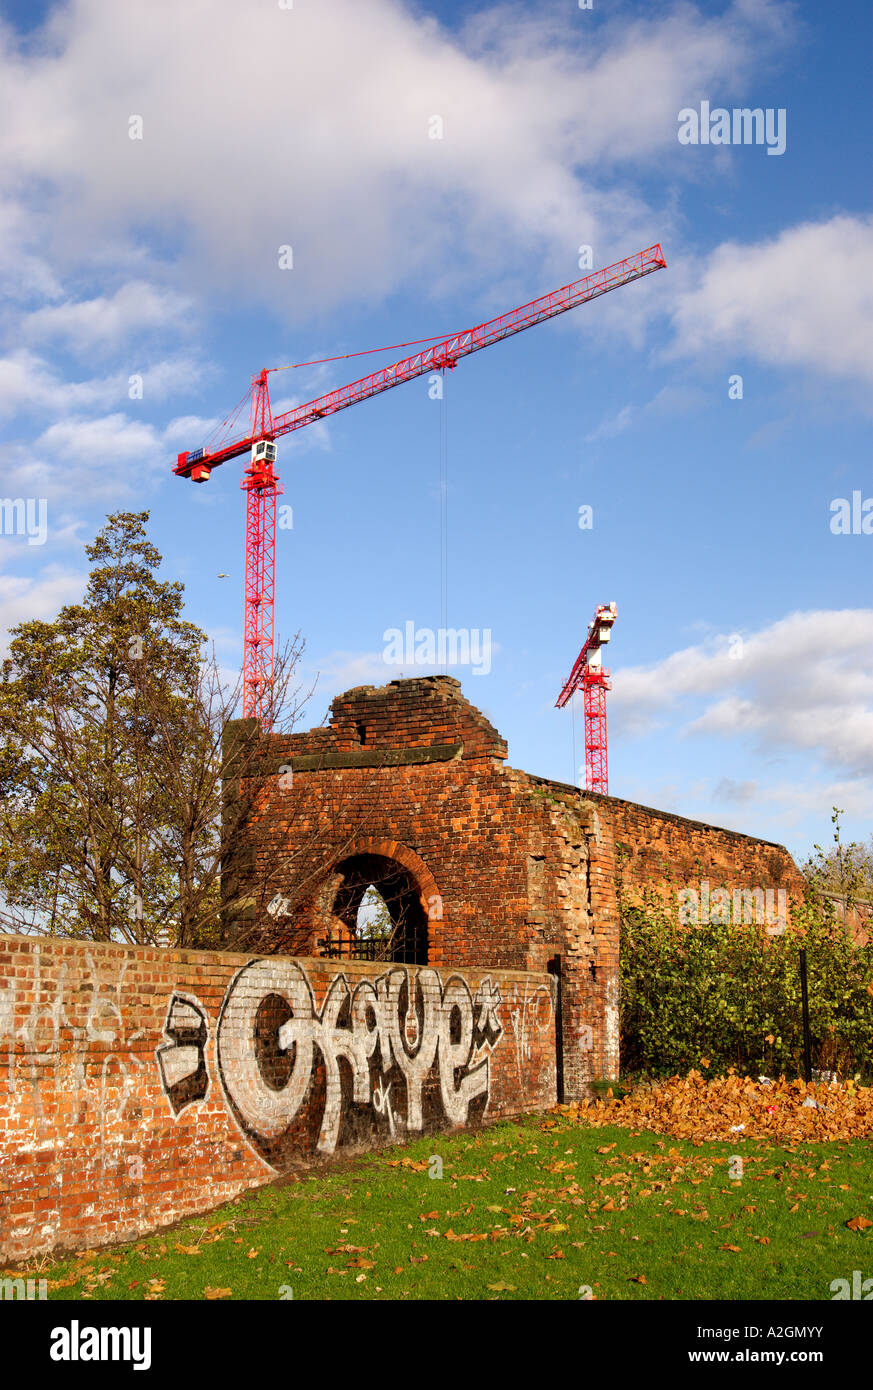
<box><xmin>216</xmin><ymin>959</ymin><xmax>504</xmax><ymax>1160</ymax></box>
<box><xmin>503</xmin><ymin>980</ymin><xmax>553</xmax><ymax>1092</ymax></box>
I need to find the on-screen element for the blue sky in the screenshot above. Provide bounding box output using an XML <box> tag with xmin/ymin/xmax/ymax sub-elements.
<box><xmin>0</xmin><ymin>0</ymin><xmax>870</xmax><ymax>863</ymax></box>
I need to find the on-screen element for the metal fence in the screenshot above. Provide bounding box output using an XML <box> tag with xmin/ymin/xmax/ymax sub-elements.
<box><xmin>318</xmin><ymin>934</ymin><xmax>394</xmax><ymax>962</ymax></box>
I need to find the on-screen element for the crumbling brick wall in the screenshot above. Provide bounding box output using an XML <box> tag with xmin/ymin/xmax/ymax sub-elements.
<box><xmin>227</xmin><ymin>678</ymin><xmax>624</xmax><ymax>1096</ymax></box>
<box><xmin>601</xmin><ymin>793</ymin><xmax>807</xmax><ymax>925</ymax></box>
<box><xmin>0</xmin><ymin>683</ymin><xmax>826</xmax><ymax>1263</ymax></box>
<box><xmin>227</xmin><ymin>676</ymin><xmax>812</xmax><ymax>1097</ymax></box>
<box><xmin>0</xmin><ymin>934</ymin><xmax>555</xmax><ymax>1262</ymax></box>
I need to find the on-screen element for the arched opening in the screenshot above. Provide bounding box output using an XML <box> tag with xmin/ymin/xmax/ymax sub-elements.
<box><xmin>317</xmin><ymin>852</ymin><xmax>429</xmax><ymax>964</ymax></box>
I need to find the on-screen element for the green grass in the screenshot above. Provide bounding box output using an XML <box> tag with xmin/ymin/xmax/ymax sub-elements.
<box><xmin>29</xmin><ymin>1112</ymin><xmax>873</xmax><ymax>1301</ymax></box>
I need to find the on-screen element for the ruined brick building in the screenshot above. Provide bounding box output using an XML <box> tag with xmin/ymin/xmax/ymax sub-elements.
<box><xmin>222</xmin><ymin>675</ymin><xmax>807</xmax><ymax>1100</ymax></box>
<box><xmin>0</xmin><ymin>676</ymin><xmax>853</xmax><ymax>1263</ymax></box>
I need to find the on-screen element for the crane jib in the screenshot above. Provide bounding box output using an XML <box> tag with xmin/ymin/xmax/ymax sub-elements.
<box><xmin>272</xmin><ymin>251</ymin><xmax>664</xmax><ymax>437</ymax></box>
<box><xmin>176</xmin><ymin>245</ymin><xmax>665</xmax><ymax>474</ymax></box>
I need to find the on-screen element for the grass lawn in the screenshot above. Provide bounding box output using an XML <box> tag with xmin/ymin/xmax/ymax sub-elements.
<box><xmin>29</xmin><ymin>1108</ymin><xmax>873</xmax><ymax>1301</ymax></box>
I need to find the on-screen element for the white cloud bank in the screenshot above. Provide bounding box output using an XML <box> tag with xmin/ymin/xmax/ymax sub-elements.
<box><xmin>610</xmin><ymin>609</ymin><xmax>873</xmax><ymax>775</ymax></box>
<box><xmin>21</xmin><ymin>281</ymin><xmax>192</xmax><ymax>354</ymax></box>
<box><xmin>668</xmin><ymin>215</ymin><xmax>873</xmax><ymax>385</ymax></box>
<box><xmin>0</xmin><ymin>567</ymin><xmax>85</xmax><ymax>659</ymax></box>
<box><xmin>0</xmin><ymin>0</ymin><xmax>793</xmax><ymax>318</ymax></box>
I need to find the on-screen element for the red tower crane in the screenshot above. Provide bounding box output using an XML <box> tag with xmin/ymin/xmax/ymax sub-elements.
<box><xmin>175</xmin><ymin>245</ymin><xmax>666</xmax><ymax>726</ymax></box>
<box><xmin>556</xmin><ymin>602</ymin><xmax>617</xmax><ymax>795</ymax></box>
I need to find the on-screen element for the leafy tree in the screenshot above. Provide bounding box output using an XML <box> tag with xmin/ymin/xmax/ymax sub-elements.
<box><xmin>0</xmin><ymin>513</ymin><xmax>204</xmax><ymax>940</ymax></box>
<box><xmin>0</xmin><ymin>511</ymin><xmax>334</xmax><ymax>947</ymax></box>
<box><xmin>357</xmin><ymin>885</ymin><xmax>393</xmax><ymax>942</ymax></box>
<box><xmin>802</xmin><ymin>808</ymin><xmax>873</xmax><ymax>909</ymax></box>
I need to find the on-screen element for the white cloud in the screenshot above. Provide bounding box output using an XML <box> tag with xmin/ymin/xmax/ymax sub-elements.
<box><xmin>582</xmin><ymin>381</ymin><xmax>712</xmax><ymax>442</ymax></box>
<box><xmin>2</xmin><ymin>409</ymin><xmax>191</xmax><ymax>501</ymax></box>
<box><xmin>668</xmin><ymin>214</ymin><xmax>873</xmax><ymax>384</ymax></box>
<box><xmin>21</xmin><ymin>280</ymin><xmax>191</xmax><ymax>352</ymax></box>
<box><xmin>1</xmin><ymin>398</ymin><xmax>222</xmax><ymax>501</ymax></box>
<box><xmin>162</xmin><ymin>414</ymin><xmax>219</xmax><ymax>446</ymax></box>
<box><xmin>306</xmin><ymin>639</ymin><xmax>501</xmax><ymax>700</ymax></box>
<box><xmin>0</xmin><ymin>0</ymin><xmax>793</xmax><ymax>320</ymax></box>
<box><xmin>139</xmin><ymin>358</ymin><xmax>204</xmax><ymax>401</ymax></box>
<box><xmin>310</xmin><ymin>649</ymin><xmax>415</xmax><ymax>695</ymax></box>
<box><xmin>625</xmin><ymin>767</ymin><xmax>873</xmax><ymax>856</ymax></box>
<box><xmin>0</xmin><ymin>194</ymin><xmax>64</xmax><ymax>304</ymax></box>
<box><xmin>712</xmin><ymin>776</ymin><xmax>758</xmax><ymax>804</ymax></box>
<box><xmin>611</xmin><ymin>609</ymin><xmax>873</xmax><ymax>774</ymax></box>
<box><xmin>737</xmin><ymin>775</ymin><xmax>873</xmax><ymax>826</ymax></box>
<box><xmin>584</xmin><ymin>403</ymin><xmax>634</xmax><ymax>443</ymax></box>
<box><xmin>0</xmin><ymin>349</ymin><xmax>203</xmax><ymax>419</ymax></box>
<box><xmin>0</xmin><ymin>567</ymin><xmax>85</xmax><ymax>658</ymax></box>
<box><xmin>0</xmin><ymin>349</ymin><xmax>121</xmax><ymax>417</ymax></box>
<box><xmin>36</xmin><ymin>413</ymin><xmax>163</xmax><ymax>465</ymax></box>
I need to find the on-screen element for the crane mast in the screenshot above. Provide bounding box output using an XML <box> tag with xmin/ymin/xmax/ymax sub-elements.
<box><xmin>241</xmin><ymin>371</ymin><xmax>281</xmax><ymax>726</ymax></box>
<box><xmin>556</xmin><ymin>602</ymin><xmax>617</xmax><ymax>795</ymax></box>
<box><xmin>174</xmin><ymin>245</ymin><xmax>665</xmax><ymax>726</ymax></box>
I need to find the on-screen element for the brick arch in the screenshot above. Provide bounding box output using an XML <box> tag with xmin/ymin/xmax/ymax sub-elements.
<box><xmin>320</xmin><ymin>837</ymin><xmax>446</xmax><ymax>965</ymax></box>
<box><xmin>341</xmin><ymin>838</ymin><xmax>440</xmax><ymax>906</ymax></box>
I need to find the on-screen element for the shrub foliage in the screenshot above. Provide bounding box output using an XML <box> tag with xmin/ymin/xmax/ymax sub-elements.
<box><xmin>620</xmin><ymin>893</ymin><xmax>873</xmax><ymax>1080</ymax></box>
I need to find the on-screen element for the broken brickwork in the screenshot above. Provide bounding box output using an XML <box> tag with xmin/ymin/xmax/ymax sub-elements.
<box><xmin>225</xmin><ymin>676</ymin><xmax>809</xmax><ymax>1099</ymax></box>
<box><xmin>0</xmin><ymin>937</ymin><xmax>554</xmax><ymax>1261</ymax></box>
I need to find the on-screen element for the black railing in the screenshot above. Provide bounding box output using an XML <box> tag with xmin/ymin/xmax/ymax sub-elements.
<box><xmin>319</xmin><ymin>935</ymin><xmax>393</xmax><ymax>962</ymax></box>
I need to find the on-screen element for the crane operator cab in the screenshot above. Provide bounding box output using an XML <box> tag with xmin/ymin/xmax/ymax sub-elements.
<box><xmin>252</xmin><ymin>440</ymin><xmax>277</xmax><ymax>466</ymax></box>
<box><xmin>249</xmin><ymin>438</ymin><xmax>278</xmax><ymax>485</ymax></box>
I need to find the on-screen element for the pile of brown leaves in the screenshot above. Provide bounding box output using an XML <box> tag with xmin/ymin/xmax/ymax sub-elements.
<box><xmin>558</xmin><ymin>1071</ymin><xmax>873</xmax><ymax>1143</ymax></box>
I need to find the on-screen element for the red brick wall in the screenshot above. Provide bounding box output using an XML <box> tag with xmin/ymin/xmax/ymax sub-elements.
<box><xmin>228</xmin><ymin>676</ymin><xmax>813</xmax><ymax>1100</ymax></box>
<box><xmin>282</xmin><ymin>679</ymin><xmax>509</xmax><ymax>760</ymax></box>
<box><xmin>226</xmin><ymin>678</ymin><xmax>624</xmax><ymax>1095</ymax></box>
<box><xmin>597</xmin><ymin>792</ymin><xmax>807</xmax><ymax>929</ymax></box>
<box><xmin>602</xmin><ymin>793</ymin><xmax>804</xmax><ymax>897</ymax></box>
<box><xmin>0</xmin><ymin>933</ymin><xmax>555</xmax><ymax>1263</ymax></box>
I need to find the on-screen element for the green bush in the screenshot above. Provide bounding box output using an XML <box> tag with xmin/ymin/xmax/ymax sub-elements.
<box><xmin>619</xmin><ymin>892</ymin><xmax>873</xmax><ymax>1080</ymax></box>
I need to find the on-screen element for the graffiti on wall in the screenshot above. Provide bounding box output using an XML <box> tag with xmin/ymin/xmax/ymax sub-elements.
<box><xmin>156</xmin><ymin>995</ymin><xmax>209</xmax><ymax>1115</ymax></box>
<box><xmin>502</xmin><ymin>979</ymin><xmax>554</xmax><ymax>1093</ymax></box>
<box><xmin>0</xmin><ymin>947</ymin><xmax>147</xmax><ymax>1184</ymax></box>
<box><xmin>178</xmin><ymin>959</ymin><xmax>507</xmax><ymax>1168</ymax></box>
